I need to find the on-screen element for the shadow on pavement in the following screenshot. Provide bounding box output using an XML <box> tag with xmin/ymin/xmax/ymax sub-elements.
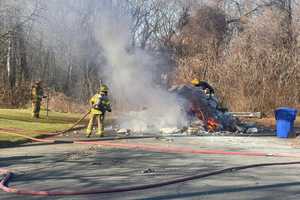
<box><xmin>138</xmin><ymin>181</ymin><xmax>300</xmax><ymax>200</ymax></box>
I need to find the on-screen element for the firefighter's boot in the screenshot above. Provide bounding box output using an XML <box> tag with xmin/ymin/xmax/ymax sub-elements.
<box><xmin>96</xmin><ymin>115</ymin><xmax>104</xmax><ymax>137</ymax></box>
<box><xmin>96</xmin><ymin>131</ymin><xmax>104</xmax><ymax>137</ymax></box>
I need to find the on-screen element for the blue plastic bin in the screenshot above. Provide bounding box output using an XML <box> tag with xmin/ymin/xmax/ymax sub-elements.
<box><xmin>275</xmin><ymin>107</ymin><xmax>298</xmax><ymax>138</ymax></box>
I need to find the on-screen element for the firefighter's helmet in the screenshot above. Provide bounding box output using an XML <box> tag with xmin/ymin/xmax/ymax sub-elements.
<box><xmin>191</xmin><ymin>78</ymin><xmax>200</xmax><ymax>86</ymax></box>
<box><xmin>99</xmin><ymin>84</ymin><xmax>109</xmax><ymax>93</ymax></box>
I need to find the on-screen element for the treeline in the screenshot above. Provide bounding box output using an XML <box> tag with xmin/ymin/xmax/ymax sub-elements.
<box><xmin>172</xmin><ymin>1</ymin><xmax>300</xmax><ymax>113</ymax></box>
<box><xmin>0</xmin><ymin>0</ymin><xmax>299</xmax><ymax>113</ymax></box>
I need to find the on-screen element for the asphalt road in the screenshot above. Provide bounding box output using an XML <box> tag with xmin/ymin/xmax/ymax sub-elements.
<box><xmin>1</xmin><ymin>135</ymin><xmax>300</xmax><ymax>200</ymax></box>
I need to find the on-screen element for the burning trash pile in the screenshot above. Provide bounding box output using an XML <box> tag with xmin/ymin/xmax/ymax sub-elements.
<box><xmin>168</xmin><ymin>84</ymin><xmax>265</xmax><ymax>136</ymax></box>
<box><xmin>169</xmin><ymin>84</ymin><xmax>239</xmax><ymax>135</ymax></box>
<box><xmin>115</xmin><ymin>84</ymin><xmax>261</xmax><ymax>136</ymax></box>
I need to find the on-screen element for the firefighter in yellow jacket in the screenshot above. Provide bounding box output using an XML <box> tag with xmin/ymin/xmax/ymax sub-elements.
<box><xmin>31</xmin><ymin>80</ymin><xmax>46</xmax><ymax>118</ymax></box>
<box><xmin>86</xmin><ymin>84</ymin><xmax>112</xmax><ymax>137</ymax></box>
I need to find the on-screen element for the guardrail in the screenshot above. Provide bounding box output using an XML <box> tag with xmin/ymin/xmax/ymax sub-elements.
<box><xmin>229</xmin><ymin>112</ymin><xmax>262</xmax><ymax>119</ymax></box>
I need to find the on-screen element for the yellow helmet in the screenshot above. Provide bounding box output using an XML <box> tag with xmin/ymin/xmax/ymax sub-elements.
<box><xmin>191</xmin><ymin>78</ymin><xmax>200</xmax><ymax>86</ymax></box>
<box><xmin>99</xmin><ymin>84</ymin><xmax>109</xmax><ymax>93</ymax></box>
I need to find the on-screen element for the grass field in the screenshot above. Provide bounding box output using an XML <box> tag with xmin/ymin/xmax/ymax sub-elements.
<box><xmin>0</xmin><ymin>109</ymin><xmax>86</xmax><ymax>147</ymax></box>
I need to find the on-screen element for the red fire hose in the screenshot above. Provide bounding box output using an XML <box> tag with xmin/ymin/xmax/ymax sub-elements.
<box><xmin>2</xmin><ymin>130</ymin><xmax>300</xmax><ymax>158</ymax></box>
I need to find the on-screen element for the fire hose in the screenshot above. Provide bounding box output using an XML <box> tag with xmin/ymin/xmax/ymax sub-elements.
<box><xmin>2</xmin><ymin>111</ymin><xmax>300</xmax><ymax>196</ymax></box>
<box><xmin>0</xmin><ymin>111</ymin><xmax>90</xmax><ymax>144</ymax></box>
<box><xmin>1</xmin><ymin>161</ymin><xmax>300</xmax><ymax>196</ymax></box>
<box><xmin>51</xmin><ymin>110</ymin><xmax>91</xmax><ymax>135</ymax></box>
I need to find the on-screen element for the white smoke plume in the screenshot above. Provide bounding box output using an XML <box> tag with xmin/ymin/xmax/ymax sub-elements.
<box><xmin>94</xmin><ymin>7</ymin><xmax>188</xmax><ymax>133</ymax></box>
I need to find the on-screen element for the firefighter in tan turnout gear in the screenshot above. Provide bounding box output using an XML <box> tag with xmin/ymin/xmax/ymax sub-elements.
<box><xmin>86</xmin><ymin>84</ymin><xmax>112</xmax><ymax>137</ymax></box>
<box><xmin>31</xmin><ymin>80</ymin><xmax>46</xmax><ymax>118</ymax></box>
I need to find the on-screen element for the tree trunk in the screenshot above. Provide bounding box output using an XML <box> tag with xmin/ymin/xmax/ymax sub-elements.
<box><xmin>6</xmin><ymin>31</ymin><xmax>16</xmax><ymax>90</ymax></box>
<box><xmin>6</xmin><ymin>33</ymin><xmax>12</xmax><ymax>87</ymax></box>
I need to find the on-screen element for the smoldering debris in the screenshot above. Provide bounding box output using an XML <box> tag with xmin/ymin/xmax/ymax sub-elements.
<box><xmin>168</xmin><ymin>84</ymin><xmax>238</xmax><ymax>131</ymax></box>
<box><xmin>115</xmin><ymin>84</ymin><xmax>263</xmax><ymax>136</ymax></box>
<box><xmin>116</xmin><ymin>128</ymin><xmax>131</xmax><ymax>135</ymax></box>
<box><xmin>159</xmin><ymin>128</ymin><xmax>182</xmax><ymax>135</ymax></box>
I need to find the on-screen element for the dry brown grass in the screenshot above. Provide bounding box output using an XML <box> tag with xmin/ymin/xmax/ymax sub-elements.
<box><xmin>172</xmin><ymin>7</ymin><xmax>300</xmax><ymax>114</ymax></box>
<box><xmin>0</xmin><ymin>81</ymin><xmax>31</xmax><ymax>108</ymax></box>
<box><xmin>46</xmin><ymin>91</ymin><xmax>89</xmax><ymax>113</ymax></box>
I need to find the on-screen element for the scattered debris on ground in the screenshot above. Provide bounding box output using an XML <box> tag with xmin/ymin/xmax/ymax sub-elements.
<box><xmin>159</xmin><ymin>127</ymin><xmax>181</xmax><ymax>135</ymax></box>
<box><xmin>116</xmin><ymin>128</ymin><xmax>131</xmax><ymax>135</ymax></box>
